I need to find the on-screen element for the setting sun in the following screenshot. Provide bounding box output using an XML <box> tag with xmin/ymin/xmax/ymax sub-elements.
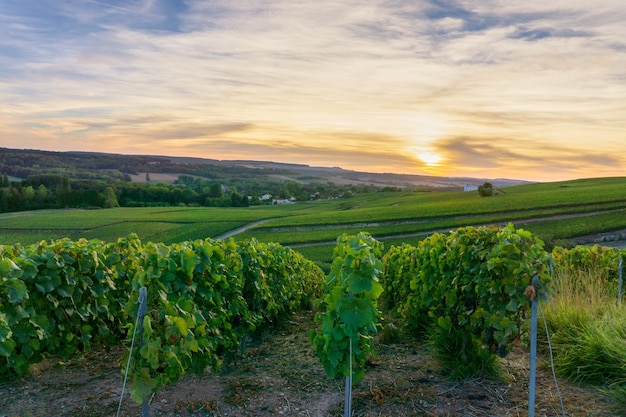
<box><xmin>418</xmin><ymin>151</ymin><xmax>442</xmax><ymax>167</ymax></box>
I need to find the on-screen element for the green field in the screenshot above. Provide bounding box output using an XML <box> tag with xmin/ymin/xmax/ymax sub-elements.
<box><xmin>2</xmin><ymin>177</ymin><xmax>625</xmax><ymax>266</ymax></box>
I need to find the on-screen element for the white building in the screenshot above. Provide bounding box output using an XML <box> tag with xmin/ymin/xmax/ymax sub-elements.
<box><xmin>464</xmin><ymin>183</ymin><xmax>479</xmax><ymax>192</ymax></box>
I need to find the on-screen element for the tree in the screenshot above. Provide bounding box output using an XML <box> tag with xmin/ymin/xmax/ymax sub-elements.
<box><xmin>209</xmin><ymin>182</ymin><xmax>223</xmax><ymax>198</ymax></box>
<box><xmin>182</xmin><ymin>188</ymin><xmax>199</xmax><ymax>206</ymax></box>
<box><xmin>102</xmin><ymin>187</ymin><xmax>120</xmax><ymax>208</ymax></box>
<box><xmin>231</xmin><ymin>192</ymin><xmax>249</xmax><ymax>207</ymax></box>
<box><xmin>21</xmin><ymin>185</ymin><xmax>36</xmax><ymax>209</ymax></box>
<box><xmin>0</xmin><ymin>188</ymin><xmax>10</xmax><ymax>212</ymax></box>
<box><xmin>79</xmin><ymin>189</ymin><xmax>102</xmax><ymax>207</ymax></box>
<box><xmin>35</xmin><ymin>184</ymin><xmax>49</xmax><ymax>206</ymax></box>
<box><xmin>285</xmin><ymin>181</ymin><xmax>306</xmax><ymax>201</ymax></box>
<box><xmin>478</xmin><ymin>182</ymin><xmax>494</xmax><ymax>197</ymax></box>
<box><xmin>57</xmin><ymin>175</ymin><xmax>72</xmax><ymax>194</ymax></box>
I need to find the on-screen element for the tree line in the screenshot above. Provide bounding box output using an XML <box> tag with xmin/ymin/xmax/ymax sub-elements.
<box><xmin>0</xmin><ymin>173</ymin><xmax>382</xmax><ymax>213</ymax></box>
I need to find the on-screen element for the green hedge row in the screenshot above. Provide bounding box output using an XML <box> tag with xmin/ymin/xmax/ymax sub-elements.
<box><xmin>0</xmin><ymin>234</ymin><xmax>324</xmax><ymax>402</ymax></box>
<box><xmin>381</xmin><ymin>224</ymin><xmax>551</xmax><ymax>356</ymax></box>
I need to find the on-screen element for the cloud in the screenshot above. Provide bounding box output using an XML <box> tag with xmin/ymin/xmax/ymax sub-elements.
<box><xmin>116</xmin><ymin>121</ymin><xmax>254</xmax><ymax>140</ymax></box>
<box><xmin>509</xmin><ymin>27</ymin><xmax>592</xmax><ymax>41</ymax></box>
<box><xmin>0</xmin><ymin>0</ymin><xmax>625</xmax><ymax>181</ymax></box>
<box><xmin>434</xmin><ymin>136</ymin><xmax>623</xmax><ymax>180</ymax></box>
<box><xmin>171</xmin><ymin>131</ymin><xmax>424</xmax><ymax>173</ymax></box>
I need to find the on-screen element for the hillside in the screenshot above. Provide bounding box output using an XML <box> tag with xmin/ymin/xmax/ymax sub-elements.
<box><xmin>0</xmin><ymin>147</ymin><xmax>529</xmax><ymax>190</ymax></box>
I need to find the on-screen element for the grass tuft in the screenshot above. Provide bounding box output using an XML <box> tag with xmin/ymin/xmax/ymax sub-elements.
<box><xmin>601</xmin><ymin>383</ymin><xmax>626</xmax><ymax>408</ymax></box>
<box><xmin>541</xmin><ymin>268</ymin><xmax>626</xmax><ymax>410</ymax></box>
<box><xmin>429</xmin><ymin>325</ymin><xmax>499</xmax><ymax>380</ymax></box>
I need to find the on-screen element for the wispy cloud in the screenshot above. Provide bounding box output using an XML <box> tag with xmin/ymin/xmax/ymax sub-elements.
<box><xmin>0</xmin><ymin>0</ymin><xmax>625</xmax><ymax>181</ymax></box>
<box><xmin>434</xmin><ymin>136</ymin><xmax>623</xmax><ymax>179</ymax></box>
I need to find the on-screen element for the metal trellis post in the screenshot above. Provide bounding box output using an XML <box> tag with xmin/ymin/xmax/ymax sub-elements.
<box><xmin>138</xmin><ymin>287</ymin><xmax>150</xmax><ymax>417</ymax></box>
<box><xmin>344</xmin><ymin>337</ymin><xmax>352</xmax><ymax>417</ymax></box>
<box><xmin>618</xmin><ymin>257</ymin><xmax>623</xmax><ymax>302</ymax></box>
<box><xmin>528</xmin><ymin>275</ymin><xmax>541</xmax><ymax>417</ymax></box>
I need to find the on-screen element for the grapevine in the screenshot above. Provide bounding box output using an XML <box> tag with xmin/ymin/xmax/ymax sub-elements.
<box><xmin>0</xmin><ymin>235</ymin><xmax>325</xmax><ymax>404</ymax></box>
<box><xmin>310</xmin><ymin>232</ymin><xmax>384</xmax><ymax>384</ymax></box>
<box><xmin>552</xmin><ymin>244</ymin><xmax>624</xmax><ymax>282</ymax></box>
<box><xmin>382</xmin><ymin>224</ymin><xmax>551</xmax><ymax>357</ymax></box>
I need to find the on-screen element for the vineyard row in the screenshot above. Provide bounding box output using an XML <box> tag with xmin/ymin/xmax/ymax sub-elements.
<box><xmin>1</xmin><ymin>227</ymin><xmax>624</xmax><ymax>402</ymax></box>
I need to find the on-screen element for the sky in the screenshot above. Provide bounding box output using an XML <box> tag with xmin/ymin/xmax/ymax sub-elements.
<box><xmin>1</xmin><ymin>0</ymin><xmax>625</xmax><ymax>182</ymax></box>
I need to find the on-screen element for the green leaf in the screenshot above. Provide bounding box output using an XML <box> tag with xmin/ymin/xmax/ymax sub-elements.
<box><xmin>4</xmin><ymin>278</ymin><xmax>29</xmax><ymax>304</ymax></box>
<box><xmin>437</xmin><ymin>316</ymin><xmax>451</xmax><ymax>330</ymax></box>
<box><xmin>36</xmin><ymin>276</ymin><xmax>55</xmax><ymax>293</ymax></box>
<box><xmin>131</xmin><ymin>367</ymin><xmax>158</xmax><ymax>404</ymax></box>
<box><xmin>345</xmin><ymin>271</ymin><xmax>372</xmax><ymax>293</ymax></box>
<box><xmin>181</xmin><ymin>250</ymin><xmax>200</xmax><ymax>277</ymax></box>
<box><xmin>369</xmin><ymin>280</ymin><xmax>384</xmax><ymax>299</ymax></box>
<box><xmin>505</xmin><ymin>298</ymin><xmax>520</xmax><ymax>312</ymax></box>
<box><xmin>186</xmin><ymin>338</ymin><xmax>199</xmax><ymax>353</ymax></box>
<box><xmin>330</xmin><ymin>325</ymin><xmax>345</xmax><ymax>341</ymax></box>
<box><xmin>0</xmin><ymin>259</ymin><xmax>19</xmax><ymax>276</ymax></box>
<box><xmin>143</xmin><ymin>339</ymin><xmax>162</xmax><ymax>369</ymax></box>
<box><xmin>30</xmin><ymin>315</ymin><xmax>52</xmax><ymax>334</ymax></box>
<box><xmin>0</xmin><ymin>320</ymin><xmax>15</xmax><ymax>357</ymax></box>
<box><xmin>168</xmin><ymin>315</ymin><xmax>188</xmax><ymax>337</ymax></box>
<box><xmin>142</xmin><ymin>316</ymin><xmax>153</xmax><ymax>338</ymax></box>
<box><xmin>0</xmin><ymin>338</ymin><xmax>16</xmax><ymax>357</ymax></box>
<box><xmin>327</xmin><ymin>346</ymin><xmax>344</xmax><ymax>367</ymax></box>
<box><xmin>337</xmin><ymin>297</ymin><xmax>374</xmax><ymax>330</ymax></box>
<box><xmin>164</xmin><ymin>351</ymin><xmax>184</xmax><ymax>376</ymax></box>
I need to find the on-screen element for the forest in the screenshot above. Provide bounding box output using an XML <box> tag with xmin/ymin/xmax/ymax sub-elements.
<box><xmin>0</xmin><ymin>148</ymin><xmax>385</xmax><ymax>212</ymax></box>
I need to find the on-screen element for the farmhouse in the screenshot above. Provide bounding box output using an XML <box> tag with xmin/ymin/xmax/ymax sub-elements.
<box><xmin>464</xmin><ymin>183</ymin><xmax>479</xmax><ymax>192</ymax></box>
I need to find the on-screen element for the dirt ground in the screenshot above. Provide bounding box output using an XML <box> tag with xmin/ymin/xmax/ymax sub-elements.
<box><xmin>0</xmin><ymin>312</ymin><xmax>621</xmax><ymax>417</ymax></box>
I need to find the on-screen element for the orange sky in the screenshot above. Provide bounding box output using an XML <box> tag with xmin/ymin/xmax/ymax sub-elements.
<box><xmin>1</xmin><ymin>0</ymin><xmax>625</xmax><ymax>182</ymax></box>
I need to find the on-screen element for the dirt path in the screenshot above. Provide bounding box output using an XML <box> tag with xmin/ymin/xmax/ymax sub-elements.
<box><xmin>214</xmin><ymin>219</ymin><xmax>275</xmax><ymax>240</ymax></box>
<box><xmin>1</xmin><ymin>312</ymin><xmax>620</xmax><ymax>417</ymax></box>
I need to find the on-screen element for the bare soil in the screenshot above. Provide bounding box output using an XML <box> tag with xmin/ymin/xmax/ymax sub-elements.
<box><xmin>0</xmin><ymin>312</ymin><xmax>621</xmax><ymax>417</ymax></box>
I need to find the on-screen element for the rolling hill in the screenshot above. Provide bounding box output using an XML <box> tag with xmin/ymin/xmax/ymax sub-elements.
<box><xmin>0</xmin><ymin>146</ymin><xmax>530</xmax><ymax>190</ymax></box>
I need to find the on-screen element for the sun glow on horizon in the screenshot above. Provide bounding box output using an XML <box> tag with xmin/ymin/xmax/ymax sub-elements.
<box><xmin>419</xmin><ymin>152</ymin><xmax>441</xmax><ymax>167</ymax></box>
<box><xmin>417</xmin><ymin>151</ymin><xmax>442</xmax><ymax>167</ymax></box>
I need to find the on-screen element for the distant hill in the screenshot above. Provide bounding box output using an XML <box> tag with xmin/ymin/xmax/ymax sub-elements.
<box><xmin>0</xmin><ymin>147</ymin><xmax>530</xmax><ymax>190</ymax></box>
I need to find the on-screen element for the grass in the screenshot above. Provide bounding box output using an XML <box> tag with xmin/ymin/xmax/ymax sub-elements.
<box><xmin>429</xmin><ymin>325</ymin><xmax>499</xmax><ymax>380</ymax></box>
<box><xmin>540</xmin><ymin>268</ymin><xmax>626</xmax><ymax>410</ymax></box>
<box><xmin>604</xmin><ymin>384</ymin><xmax>626</xmax><ymax>408</ymax></box>
<box><xmin>291</xmin><ymin>245</ymin><xmax>335</xmax><ymax>273</ymax></box>
<box><xmin>524</xmin><ymin>208</ymin><xmax>626</xmax><ymax>242</ymax></box>
<box><xmin>0</xmin><ymin>206</ymin><xmax>280</xmax><ymax>245</ymax></box>
<box><xmin>261</xmin><ymin>177</ymin><xmax>626</xmax><ymax>228</ymax></box>
<box><xmin>241</xmin><ymin>206</ymin><xmax>626</xmax><ymax>246</ymax></box>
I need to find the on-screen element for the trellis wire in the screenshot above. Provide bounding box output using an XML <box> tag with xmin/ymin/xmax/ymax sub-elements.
<box><xmin>116</xmin><ymin>287</ymin><xmax>148</xmax><ymax>417</ymax></box>
<box><xmin>528</xmin><ymin>274</ymin><xmax>565</xmax><ymax>417</ymax></box>
<box><xmin>539</xmin><ymin>300</ymin><xmax>566</xmax><ymax>416</ymax></box>
<box><xmin>528</xmin><ymin>285</ymin><xmax>538</xmax><ymax>417</ymax></box>
<box><xmin>138</xmin><ymin>286</ymin><xmax>150</xmax><ymax>417</ymax></box>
